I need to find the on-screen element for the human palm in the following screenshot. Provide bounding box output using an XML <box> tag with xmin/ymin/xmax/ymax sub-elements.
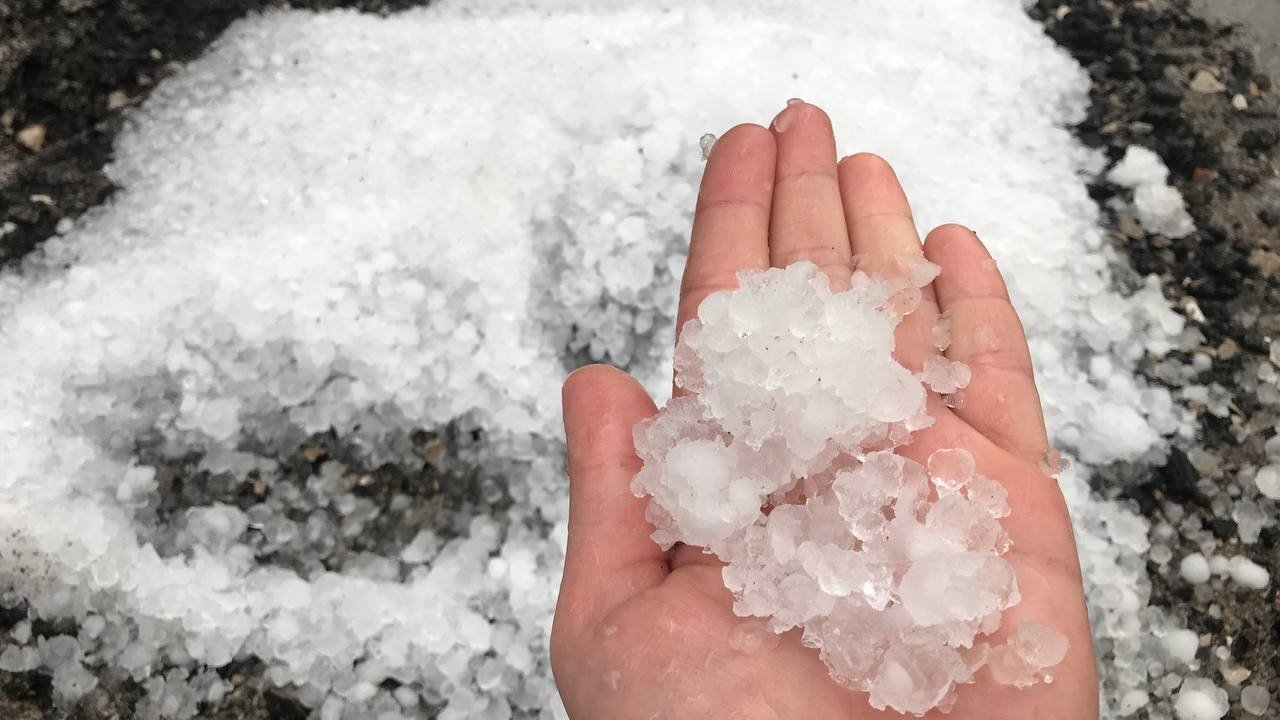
<box><xmin>552</xmin><ymin>103</ymin><xmax>1099</xmax><ymax>720</ymax></box>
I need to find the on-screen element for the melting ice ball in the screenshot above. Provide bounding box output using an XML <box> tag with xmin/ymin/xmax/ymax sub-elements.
<box><xmin>632</xmin><ymin>261</ymin><xmax>1068</xmax><ymax>715</ymax></box>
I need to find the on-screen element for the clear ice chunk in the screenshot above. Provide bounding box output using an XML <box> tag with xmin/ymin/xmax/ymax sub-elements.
<box><xmin>633</xmin><ymin>262</ymin><xmax>1064</xmax><ymax>715</ymax></box>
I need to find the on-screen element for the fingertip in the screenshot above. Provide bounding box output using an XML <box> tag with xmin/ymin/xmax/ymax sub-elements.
<box><xmin>837</xmin><ymin>152</ymin><xmax>914</xmax><ymax>222</ymax></box>
<box><xmin>770</xmin><ymin>101</ymin><xmax>833</xmax><ymax>135</ymax></box>
<box><xmin>705</xmin><ymin>123</ymin><xmax>775</xmax><ymax>168</ymax></box>
<box><xmin>837</xmin><ymin>151</ymin><xmax>893</xmax><ymax>171</ymax></box>
<box><xmin>923</xmin><ymin>223</ymin><xmax>983</xmax><ymax>255</ymax></box>
<box><xmin>923</xmin><ymin>224</ymin><xmax>1011</xmax><ymax>302</ymax></box>
<box><xmin>562</xmin><ymin>362</ymin><xmax>622</xmax><ymax>394</ymax></box>
<box><xmin>720</xmin><ymin>122</ymin><xmax>773</xmax><ymax>145</ymax></box>
<box><xmin>562</xmin><ymin>364</ymin><xmax>654</xmax><ymax>427</ymax></box>
<box><xmin>837</xmin><ymin>152</ymin><xmax>902</xmax><ymax>189</ymax></box>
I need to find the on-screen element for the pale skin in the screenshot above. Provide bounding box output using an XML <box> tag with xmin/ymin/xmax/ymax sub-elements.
<box><xmin>551</xmin><ymin>102</ymin><xmax>1100</xmax><ymax>720</ymax></box>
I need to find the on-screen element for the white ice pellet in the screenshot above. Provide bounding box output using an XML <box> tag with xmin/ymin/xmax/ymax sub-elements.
<box><xmin>1118</xmin><ymin>689</ymin><xmax>1150</xmax><ymax>716</ymax></box>
<box><xmin>1107</xmin><ymin>146</ymin><xmax>1195</xmax><ymax>239</ymax></box>
<box><xmin>928</xmin><ymin>448</ymin><xmax>976</xmax><ymax>491</ymax></box>
<box><xmin>698</xmin><ymin>133</ymin><xmax>717</xmax><ymax>160</ymax></box>
<box><xmin>1173</xmin><ymin>678</ymin><xmax>1229</xmax><ymax>720</ymax></box>
<box><xmin>1163</xmin><ymin>629</ymin><xmax>1200</xmax><ymax>666</ymax></box>
<box><xmin>1226</xmin><ymin>556</ymin><xmax>1270</xmax><ymax>590</ymax></box>
<box><xmin>921</xmin><ymin>354</ymin><xmax>973</xmax><ymax>395</ymax></box>
<box><xmin>931</xmin><ymin>311</ymin><xmax>952</xmax><ymax>351</ymax></box>
<box><xmin>1209</xmin><ymin>554</ymin><xmax>1232</xmax><ymax>577</ymax></box>
<box><xmin>1254</xmin><ymin>464</ymin><xmax>1280</xmax><ymax>499</ymax></box>
<box><xmin>1240</xmin><ymin>685</ymin><xmax>1271</xmax><ymax>716</ymax></box>
<box><xmin>634</xmin><ymin>262</ymin><xmax>1063</xmax><ymax>715</ymax></box>
<box><xmin>1180</xmin><ymin>553</ymin><xmax>1212</xmax><ymax>584</ymax></box>
<box><xmin>1231</xmin><ymin>501</ymin><xmax>1268</xmax><ymax>544</ymax></box>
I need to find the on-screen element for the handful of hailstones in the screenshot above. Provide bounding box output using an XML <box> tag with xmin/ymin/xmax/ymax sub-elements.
<box><xmin>632</xmin><ymin>261</ymin><xmax>1068</xmax><ymax>716</ymax></box>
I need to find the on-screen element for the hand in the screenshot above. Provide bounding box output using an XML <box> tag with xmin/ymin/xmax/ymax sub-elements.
<box><xmin>551</xmin><ymin>102</ymin><xmax>1099</xmax><ymax>720</ymax></box>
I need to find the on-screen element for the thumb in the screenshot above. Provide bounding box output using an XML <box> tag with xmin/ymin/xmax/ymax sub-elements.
<box><xmin>554</xmin><ymin>365</ymin><xmax>667</xmax><ymax>638</ymax></box>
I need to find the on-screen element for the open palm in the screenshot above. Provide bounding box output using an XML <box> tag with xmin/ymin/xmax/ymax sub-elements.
<box><xmin>551</xmin><ymin>103</ymin><xmax>1098</xmax><ymax>720</ymax></box>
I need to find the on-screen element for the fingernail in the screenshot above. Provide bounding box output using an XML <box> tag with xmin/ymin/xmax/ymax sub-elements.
<box><xmin>771</xmin><ymin>98</ymin><xmax>806</xmax><ymax>132</ymax></box>
<box><xmin>564</xmin><ymin>363</ymin><xmax>599</xmax><ymax>387</ymax></box>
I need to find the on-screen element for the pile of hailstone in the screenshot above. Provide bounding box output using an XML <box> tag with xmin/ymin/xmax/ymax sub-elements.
<box><xmin>634</xmin><ymin>262</ymin><xmax>1068</xmax><ymax>716</ymax></box>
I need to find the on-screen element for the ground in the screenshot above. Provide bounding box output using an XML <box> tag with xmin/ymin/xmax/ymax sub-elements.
<box><xmin>1</xmin><ymin>0</ymin><xmax>1278</xmax><ymax>717</ymax></box>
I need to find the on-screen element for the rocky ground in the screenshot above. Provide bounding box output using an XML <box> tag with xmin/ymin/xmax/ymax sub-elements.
<box><xmin>1031</xmin><ymin>0</ymin><xmax>1280</xmax><ymax>714</ymax></box>
<box><xmin>1</xmin><ymin>0</ymin><xmax>1278</xmax><ymax>718</ymax></box>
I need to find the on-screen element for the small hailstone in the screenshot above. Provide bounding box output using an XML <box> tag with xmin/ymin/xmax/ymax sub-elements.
<box><xmin>1179</xmin><ymin>553</ymin><xmax>1211</xmax><ymax>584</ymax></box>
<box><xmin>986</xmin><ymin>620</ymin><xmax>1070</xmax><ymax>687</ymax></box>
<box><xmin>931</xmin><ymin>311</ymin><xmax>952</xmax><ymax>351</ymax></box>
<box><xmin>1039</xmin><ymin>448</ymin><xmax>1071</xmax><ymax>480</ymax></box>
<box><xmin>1254</xmin><ymin>465</ymin><xmax>1280</xmax><ymax>499</ymax></box>
<box><xmin>1226</xmin><ymin>556</ymin><xmax>1270</xmax><ymax>590</ymax></box>
<box><xmin>698</xmin><ymin>133</ymin><xmax>717</xmax><ymax>160</ymax></box>
<box><xmin>634</xmin><ymin>263</ymin><xmax>1062</xmax><ymax>715</ymax></box>
<box><xmin>1163</xmin><ymin>629</ymin><xmax>1200</xmax><ymax>666</ymax></box>
<box><xmin>1240</xmin><ymin>685</ymin><xmax>1270</xmax><ymax>716</ymax></box>
<box><xmin>927</xmin><ymin>448</ymin><xmax>975</xmax><ymax>491</ymax></box>
<box><xmin>1150</xmin><ymin>543</ymin><xmax>1173</xmax><ymax>564</ymax></box>
<box><xmin>0</xmin><ymin>646</ymin><xmax>37</xmax><ymax>672</ymax></box>
<box><xmin>1107</xmin><ymin>146</ymin><xmax>1195</xmax><ymax>239</ymax></box>
<box><xmin>1209</xmin><ymin>554</ymin><xmax>1231</xmax><ymax>577</ymax></box>
<box><xmin>1173</xmin><ymin>678</ymin><xmax>1229</xmax><ymax>720</ymax></box>
<box><xmin>602</xmin><ymin>670</ymin><xmax>622</xmax><ymax>690</ymax></box>
<box><xmin>53</xmin><ymin>662</ymin><xmax>99</xmax><ymax>702</ymax></box>
<box><xmin>1118</xmin><ymin>689</ymin><xmax>1150</xmax><ymax>716</ymax></box>
<box><xmin>922</xmin><ymin>355</ymin><xmax>971</xmax><ymax>395</ymax></box>
<box><xmin>1231</xmin><ymin>501</ymin><xmax>1267</xmax><ymax>544</ymax></box>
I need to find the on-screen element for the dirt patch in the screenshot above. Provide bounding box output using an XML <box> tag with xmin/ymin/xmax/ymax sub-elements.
<box><xmin>1033</xmin><ymin>0</ymin><xmax>1279</xmax><ymax>711</ymax></box>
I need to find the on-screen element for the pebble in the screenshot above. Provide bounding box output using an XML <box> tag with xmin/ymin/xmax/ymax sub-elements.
<box><xmin>1216</xmin><ymin>339</ymin><xmax>1238</xmax><ymax>360</ymax></box>
<box><xmin>107</xmin><ymin>90</ymin><xmax>132</xmax><ymax>111</ymax></box>
<box><xmin>1231</xmin><ymin>94</ymin><xmax>1248</xmax><ymax>110</ymax></box>
<box><xmin>1117</xmin><ymin>213</ymin><xmax>1144</xmax><ymax>238</ymax></box>
<box><xmin>1189</xmin><ymin>70</ymin><xmax>1225</xmax><ymax>94</ymax></box>
<box><xmin>16</xmin><ymin>123</ymin><xmax>46</xmax><ymax>153</ymax></box>
<box><xmin>1241</xmin><ymin>127</ymin><xmax>1278</xmax><ymax>151</ymax></box>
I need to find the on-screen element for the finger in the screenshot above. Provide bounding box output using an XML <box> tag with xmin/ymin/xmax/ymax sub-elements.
<box><xmin>677</xmin><ymin>123</ymin><xmax>775</xmax><ymax>335</ymax></box>
<box><xmin>768</xmin><ymin>102</ymin><xmax>854</xmax><ymax>285</ymax></box>
<box><xmin>838</xmin><ymin>153</ymin><xmax>937</xmax><ymax>369</ymax></box>
<box><xmin>556</xmin><ymin>364</ymin><xmax>667</xmax><ymax>637</ymax></box>
<box><xmin>923</xmin><ymin>224</ymin><xmax>1049</xmax><ymax>461</ymax></box>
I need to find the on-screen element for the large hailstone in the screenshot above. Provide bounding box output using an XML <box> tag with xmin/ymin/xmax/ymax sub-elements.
<box><xmin>632</xmin><ymin>261</ymin><xmax>1068</xmax><ymax>715</ymax></box>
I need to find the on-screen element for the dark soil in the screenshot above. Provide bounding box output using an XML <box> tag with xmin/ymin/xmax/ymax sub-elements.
<box><xmin>1032</xmin><ymin>0</ymin><xmax>1280</xmax><ymax>712</ymax></box>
